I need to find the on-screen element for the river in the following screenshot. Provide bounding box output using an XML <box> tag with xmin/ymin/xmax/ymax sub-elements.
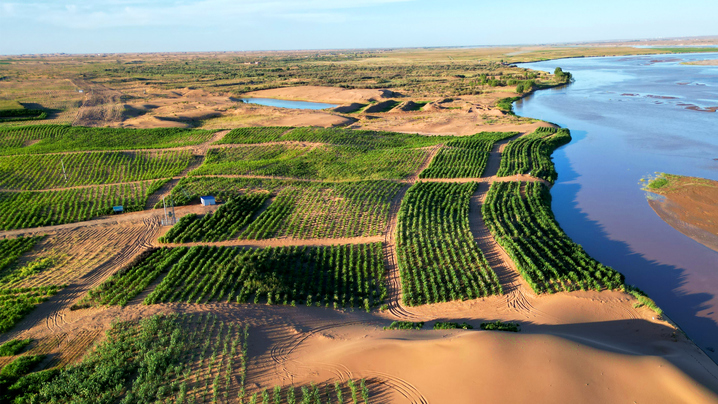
<box><xmin>515</xmin><ymin>53</ymin><xmax>718</xmax><ymax>361</ymax></box>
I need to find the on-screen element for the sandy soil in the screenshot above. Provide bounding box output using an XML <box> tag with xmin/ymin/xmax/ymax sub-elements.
<box><xmin>646</xmin><ymin>175</ymin><xmax>718</xmax><ymax>252</ymax></box>
<box><xmin>243</xmin><ymin>86</ymin><xmax>399</xmax><ymax>104</ymax></box>
<box><xmin>683</xmin><ymin>60</ymin><xmax>718</xmax><ymax>66</ymax></box>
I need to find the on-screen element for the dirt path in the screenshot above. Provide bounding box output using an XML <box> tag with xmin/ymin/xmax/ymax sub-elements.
<box><xmin>407</xmin><ymin>144</ymin><xmax>442</xmax><ymax>182</ymax></box>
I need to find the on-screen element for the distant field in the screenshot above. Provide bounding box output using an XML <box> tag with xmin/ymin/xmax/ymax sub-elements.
<box><xmin>0</xmin><ymin>125</ymin><xmax>215</xmax><ymax>155</ymax></box>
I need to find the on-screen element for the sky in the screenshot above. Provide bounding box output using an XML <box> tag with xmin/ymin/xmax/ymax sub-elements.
<box><xmin>1</xmin><ymin>0</ymin><xmax>717</xmax><ymax>54</ymax></box>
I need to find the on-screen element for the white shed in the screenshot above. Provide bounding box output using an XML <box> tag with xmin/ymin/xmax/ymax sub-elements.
<box><xmin>200</xmin><ymin>196</ymin><xmax>216</xmax><ymax>206</ymax></box>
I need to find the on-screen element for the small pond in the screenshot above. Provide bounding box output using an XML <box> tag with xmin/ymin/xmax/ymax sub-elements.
<box><xmin>239</xmin><ymin>98</ymin><xmax>337</xmax><ymax>110</ymax></box>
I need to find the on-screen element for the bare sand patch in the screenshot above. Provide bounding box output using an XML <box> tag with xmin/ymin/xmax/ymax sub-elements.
<box><xmin>243</xmin><ymin>86</ymin><xmax>399</xmax><ymax>104</ymax></box>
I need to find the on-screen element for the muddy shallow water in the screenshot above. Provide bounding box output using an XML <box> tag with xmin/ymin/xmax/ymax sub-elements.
<box><xmin>516</xmin><ymin>53</ymin><xmax>718</xmax><ymax>360</ymax></box>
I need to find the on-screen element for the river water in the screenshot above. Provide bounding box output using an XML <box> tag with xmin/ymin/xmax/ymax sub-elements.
<box><xmin>515</xmin><ymin>53</ymin><xmax>718</xmax><ymax>361</ymax></box>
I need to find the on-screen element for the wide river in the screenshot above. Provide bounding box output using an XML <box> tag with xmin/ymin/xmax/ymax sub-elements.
<box><xmin>515</xmin><ymin>53</ymin><xmax>718</xmax><ymax>361</ymax></box>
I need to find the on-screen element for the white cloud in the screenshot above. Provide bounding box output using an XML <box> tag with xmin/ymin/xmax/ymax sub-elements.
<box><xmin>1</xmin><ymin>0</ymin><xmax>412</xmax><ymax>29</ymax></box>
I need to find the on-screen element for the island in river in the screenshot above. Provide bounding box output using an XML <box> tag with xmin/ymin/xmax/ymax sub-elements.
<box><xmin>646</xmin><ymin>174</ymin><xmax>718</xmax><ymax>253</ymax></box>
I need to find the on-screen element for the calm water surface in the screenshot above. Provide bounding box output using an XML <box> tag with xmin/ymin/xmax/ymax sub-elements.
<box><xmin>239</xmin><ymin>98</ymin><xmax>337</xmax><ymax>110</ymax></box>
<box><xmin>516</xmin><ymin>53</ymin><xmax>718</xmax><ymax>360</ymax></box>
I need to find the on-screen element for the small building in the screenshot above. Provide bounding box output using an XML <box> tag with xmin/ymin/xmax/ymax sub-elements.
<box><xmin>200</xmin><ymin>196</ymin><xmax>216</xmax><ymax>206</ymax></box>
<box><xmin>112</xmin><ymin>206</ymin><xmax>124</xmax><ymax>214</ymax></box>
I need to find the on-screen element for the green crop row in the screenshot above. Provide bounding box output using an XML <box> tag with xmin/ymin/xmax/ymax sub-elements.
<box><xmin>396</xmin><ymin>182</ymin><xmax>502</xmax><ymax>306</ymax></box>
<box><xmin>0</xmin><ymin>180</ymin><xmax>167</xmax><ymax>230</ymax></box>
<box><xmin>0</xmin><ymin>236</ymin><xmax>42</xmax><ymax>275</ymax></box>
<box><xmin>0</xmin><ymin>150</ymin><xmax>192</xmax><ymax>190</ymax></box>
<box><xmin>482</xmin><ymin>181</ymin><xmax>624</xmax><ymax>294</ymax></box>
<box><xmin>419</xmin><ymin>132</ymin><xmax>517</xmax><ymax>179</ymax></box>
<box><xmin>496</xmin><ymin>127</ymin><xmax>570</xmax><ymax>183</ymax></box>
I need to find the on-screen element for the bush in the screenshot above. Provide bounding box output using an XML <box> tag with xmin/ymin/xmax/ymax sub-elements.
<box><xmin>433</xmin><ymin>322</ymin><xmax>473</xmax><ymax>330</ymax></box>
<box><xmin>480</xmin><ymin>321</ymin><xmax>519</xmax><ymax>332</ymax></box>
<box><xmin>383</xmin><ymin>321</ymin><xmax>424</xmax><ymax>330</ymax></box>
<box><xmin>0</xmin><ymin>339</ymin><xmax>32</xmax><ymax>356</ymax></box>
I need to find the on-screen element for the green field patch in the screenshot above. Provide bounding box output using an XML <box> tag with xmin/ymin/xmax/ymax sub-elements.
<box><xmin>433</xmin><ymin>321</ymin><xmax>473</xmax><ymax>330</ymax></box>
<box><xmin>383</xmin><ymin>321</ymin><xmax>424</xmax><ymax>330</ymax></box>
<box><xmin>480</xmin><ymin>320</ymin><xmax>519</xmax><ymax>332</ymax></box>
<box><xmin>497</xmin><ymin>127</ymin><xmax>570</xmax><ymax>183</ymax></box>
<box><xmin>194</xmin><ymin>143</ymin><xmax>429</xmax><ymax>181</ymax></box>
<box><xmin>482</xmin><ymin>181</ymin><xmax>624</xmax><ymax>294</ymax></box>
<box><xmin>213</xmin><ymin>126</ymin><xmax>293</xmax><ymax>144</ymax></box>
<box><xmin>419</xmin><ymin>131</ymin><xmax>517</xmax><ymax>179</ymax></box>
<box><xmin>82</xmin><ymin>244</ymin><xmax>387</xmax><ymax>310</ymax></box>
<box><xmin>0</xmin><ymin>150</ymin><xmax>193</xmax><ymax>190</ymax></box>
<box><xmin>0</xmin><ymin>180</ymin><xmax>167</xmax><ymax>230</ymax></box>
<box><xmin>397</xmin><ymin>182</ymin><xmax>502</xmax><ymax>306</ymax></box>
<box><xmin>159</xmin><ymin>193</ymin><xmax>270</xmax><ymax>243</ymax></box>
<box><xmin>0</xmin><ymin>125</ymin><xmax>215</xmax><ymax>155</ymax></box>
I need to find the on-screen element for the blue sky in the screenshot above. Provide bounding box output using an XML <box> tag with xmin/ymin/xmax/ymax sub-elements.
<box><xmin>1</xmin><ymin>0</ymin><xmax>716</xmax><ymax>54</ymax></box>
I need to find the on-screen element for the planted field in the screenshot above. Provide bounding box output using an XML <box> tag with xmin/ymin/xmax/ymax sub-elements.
<box><xmin>214</xmin><ymin>126</ymin><xmax>292</xmax><ymax>144</ymax></box>
<box><xmin>0</xmin><ymin>286</ymin><xmax>61</xmax><ymax>333</ymax></box>
<box><xmin>0</xmin><ymin>150</ymin><xmax>192</xmax><ymax>190</ymax></box>
<box><xmin>496</xmin><ymin>127</ymin><xmax>571</xmax><ymax>183</ymax></box>
<box><xmin>396</xmin><ymin>182</ymin><xmax>502</xmax><ymax>306</ymax></box>
<box><xmin>482</xmin><ymin>181</ymin><xmax>624</xmax><ymax>293</ymax></box>
<box><xmin>159</xmin><ymin>193</ymin><xmax>270</xmax><ymax>243</ymax></box>
<box><xmin>163</xmin><ymin>177</ymin><xmax>400</xmax><ymax>240</ymax></box>
<box><xmin>241</xmin><ymin>181</ymin><xmax>402</xmax><ymax>239</ymax></box>
<box><xmin>0</xmin><ymin>236</ymin><xmax>42</xmax><ymax>274</ymax></box>
<box><xmin>282</xmin><ymin>127</ymin><xmax>447</xmax><ymax>150</ymax></box>
<box><xmin>419</xmin><ymin>132</ymin><xmax>517</xmax><ymax>179</ymax></box>
<box><xmin>4</xmin><ymin>314</ymin><xmax>249</xmax><ymax>404</ymax></box>
<box><xmin>194</xmin><ymin>143</ymin><xmax>429</xmax><ymax>181</ymax></box>
<box><xmin>0</xmin><ymin>179</ymin><xmax>167</xmax><ymax>230</ymax></box>
<box><xmin>0</xmin><ymin>101</ymin><xmax>47</xmax><ymax>122</ymax></box>
<box><xmin>0</xmin><ymin>125</ymin><xmax>215</xmax><ymax>155</ymax></box>
<box><xmin>81</xmin><ymin>243</ymin><xmax>387</xmax><ymax>310</ymax></box>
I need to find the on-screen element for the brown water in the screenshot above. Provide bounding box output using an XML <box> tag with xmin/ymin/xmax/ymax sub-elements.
<box><xmin>516</xmin><ymin>53</ymin><xmax>718</xmax><ymax>360</ymax></box>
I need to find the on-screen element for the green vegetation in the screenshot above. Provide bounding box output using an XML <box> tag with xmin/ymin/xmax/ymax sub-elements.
<box><xmin>0</xmin><ymin>150</ymin><xmax>192</xmax><ymax>190</ymax></box>
<box><xmin>0</xmin><ymin>354</ymin><xmax>46</xmax><ymax>378</ymax></box>
<box><xmin>553</xmin><ymin>67</ymin><xmax>572</xmax><ymax>83</ymax></box>
<box><xmin>73</xmin><ymin>247</ymin><xmax>187</xmax><ymax>308</ymax></box>
<box><xmin>164</xmin><ymin>178</ymin><xmax>401</xmax><ymax>240</ymax></box>
<box><xmin>383</xmin><ymin>321</ymin><xmax>424</xmax><ymax>330</ymax></box>
<box><xmin>0</xmin><ymin>179</ymin><xmax>167</xmax><ymax>230</ymax></box>
<box><xmin>483</xmin><ymin>181</ymin><xmax>624</xmax><ymax>294</ymax></box>
<box><xmin>0</xmin><ymin>101</ymin><xmax>47</xmax><ymax>122</ymax></box>
<box><xmin>214</xmin><ymin>126</ymin><xmax>293</xmax><ymax>144</ymax></box>
<box><xmin>496</xmin><ymin>96</ymin><xmax>521</xmax><ymax>114</ymax></box>
<box><xmin>480</xmin><ymin>320</ymin><xmax>520</xmax><ymax>332</ymax></box>
<box><xmin>0</xmin><ymin>339</ymin><xmax>32</xmax><ymax>356</ymax></box>
<box><xmin>159</xmin><ymin>193</ymin><xmax>270</xmax><ymax>243</ymax></box>
<box><xmin>419</xmin><ymin>132</ymin><xmax>517</xmax><ymax>178</ymax></box>
<box><xmin>0</xmin><ymin>125</ymin><xmax>215</xmax><ymax>155</ymax></box>
<box><xmin>433</xmin><ymin>321</ymin><xmax>473</xmax><ymax>330</ymax></box>
<box><xmin>364</xmin><ymin>100</ymin><xmax>400</xmax><ymax>113</ymax></box>
<box><xmin>194</xmin><ymin>143</ymin><xmax>428</xmax><ymax>181</ymax></box>
<box><xmin>81</xmin><ymin>244</ymin><xmax>387</xmax><ymax>311</ymax></box>
<box><xmin>496</xmin><ymin>127</ymin><xmax>571</xmax><ymax>183</ymax></box>
<box><xmin>625</xmin><ymin>285</ymin><xmax>663</xmax><ymax>316</ymax></box>
<box><xmin>397</xmin><ymin>182</ymin><xmax>502</xmax><ymax>306</ymax></box>
<box><xmin>647</xmin><ymin>175</ymin><xmax>669</xmax><ymax>189</ymax></box>
<box><xmin>0</xmin><ymin>286</ymin><xmax>61</xmax><ymax>333</ymax></box>
<box><xmin>241</xmin><ymin>181</ymin><xmax>401</xmax><ymax>239</ymax></box>
<box><xmin>8</xmin><ymin>314</ymin><xmax>248</xmax><ymax>404</ymax></box>
<box><xmin>652</xmin><ymin>47</ymin><xmax>718</xmax><ymax>53</ymax></box>
<box><xmin>0</xmin><ymin>236</ymin><xmax>42</xmax><ymax>275</ymax></box>
<box><xmin>0</xmin><ymin>237</ymin><xmax>62</xmax><ymax>333</ymax></box>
